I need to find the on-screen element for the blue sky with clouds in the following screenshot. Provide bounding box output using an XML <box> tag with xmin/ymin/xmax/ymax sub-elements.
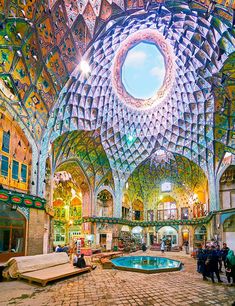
<box><xmin>121</xmin><ymin>42</ymin><xmax>165</xmax><ymax>99</ymax></box>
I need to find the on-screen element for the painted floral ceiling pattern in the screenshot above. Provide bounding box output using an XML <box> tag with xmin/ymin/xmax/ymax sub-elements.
<box><xmin>126</xmin><ymin>154</ymin><xmax>207</xmax><ymax>207</ymax></box>
<box><xmin>53</xmin><ymin>130</ymin><xmax>114</xmax><ymax>189</ymax></box>
<box><xmin>0</xmin><ymin>0</ymin><xmax>125</xmax><ymax>140</ymax></box>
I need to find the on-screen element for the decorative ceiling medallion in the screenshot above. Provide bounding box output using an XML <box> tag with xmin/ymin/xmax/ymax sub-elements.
<box><xmin>112</xmin><ymin>29</ymin><xmax>176</xmax><ymax>110</ymax></box>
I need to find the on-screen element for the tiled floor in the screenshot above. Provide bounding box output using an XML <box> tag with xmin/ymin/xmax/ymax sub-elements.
<box><xmin>1</xmin><ymin>251</ymin><xmax>235</xmax><ymax>306</ymax></box>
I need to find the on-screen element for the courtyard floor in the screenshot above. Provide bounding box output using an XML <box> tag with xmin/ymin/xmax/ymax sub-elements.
<box><xmin>0</xmin><ymin>250</ymin><xmax>235</xmax><ymax>306</ymax></box>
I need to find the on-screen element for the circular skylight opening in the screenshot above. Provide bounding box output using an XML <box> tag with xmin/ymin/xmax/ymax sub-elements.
<box><xmin>121</xmin><ymin>42</ymin><xmax>165</xmax><ymax>100</ymax></box>
<box><xmin>112</xmin><ymin>29</ymin><xmax>176</xmax><ymax>110</ymax></box>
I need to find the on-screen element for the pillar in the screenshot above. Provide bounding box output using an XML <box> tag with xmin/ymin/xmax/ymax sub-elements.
<box><xmin>113</xmin><ymin>178</ymin><xmax>125</xmax><ymax>218</ymax></box>
<box><xmin>147</xmin><ymin>232</ymin><xmax>150</xmax><ymax>247</ymax></box>
<box><xmin>207</xmin><ymin>159</ymin><xmax>219</xmax><ymax>211</ymax></box>
<box><xmin>81</xmin><ymin>187</ymin><xmax>92</xmax><ymax>217</ymax></box>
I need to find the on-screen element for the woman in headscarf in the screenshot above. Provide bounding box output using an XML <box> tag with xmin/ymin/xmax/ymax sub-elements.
<box><xmin>225</xmin><ymin>250</ymin><xmax>235</xmax><ymax>285</ymax></box>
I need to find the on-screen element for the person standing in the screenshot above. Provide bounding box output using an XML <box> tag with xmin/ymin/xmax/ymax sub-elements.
<box><xmin>216</xmin><ymin>245</ymin><xmax>223</xmax><ymax>272</ymax></box>
<box><xmin>225</xmin><ymin>250</ymin><xmax>235</xmax><ymax>285</ymax></box>
<box><xmin>221</xmin><ymin>243</ymin><xmax>230</xmax><ymax>269</ymax></box>
<box><xmin>206</xmin><ymin>246</ymin><xmax>223</xmax><ymax>283</ymax></box>
<box><xmin>160</xmin><ymin>240</ymin><xmax>165</xmax><ymax>254</ymax></box>
<box><xmin>142</xmin><ymin>243</ymin><xmax>147</xmax><ymax>252</ymax></box>
<box><xmin>184</xmin><ymin>240</ymin><xmax>189</xmax><ymax>254</ymax></box>
<box><xmin>197</xmin><ymin>248</ymin><xmax>209</xmax><ymax>281</ymax></box>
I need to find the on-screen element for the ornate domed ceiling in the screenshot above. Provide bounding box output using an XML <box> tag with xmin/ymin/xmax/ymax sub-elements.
<box><xmin>50</xmin><ymin>2</ymin><xmax>235</xmax><ymax>179</ymax></box>
<box><xmin>0</xmin><ymin>0</ymin><xmax>235</xmax><ymax>197</ymax></box>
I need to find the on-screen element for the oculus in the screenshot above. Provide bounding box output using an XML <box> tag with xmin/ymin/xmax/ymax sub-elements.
<box><xmin>112</xmin><ymin>29</ymin><xmax>175</xmax><ymax>110</ymax></box>
<box><xmin>121</xmin><ymin>42</ymin><xmax>165</xmax><ymax>100</ymax></box>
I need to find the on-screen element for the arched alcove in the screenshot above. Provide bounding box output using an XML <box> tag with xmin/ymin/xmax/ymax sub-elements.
<box><xmin>53</xmin><ymin>161</ymin><xmax>90</xmax><ymax>246</ymax></box>
<box><xmin>96</xmin><ymin>189</ymin><xmax>113</xmax><ymax>217</ymax></box>
<box><xmin>194</xmin><ymin>225</ymin><xmax>207</xmax><ymax>247</ymax></box>
<box><xmin>219</xmin><ymin>165</ymin><xmax>235</xmax><ymax>210</ymax></box>
<box><xmin>157</xmin><ymin>226</ymin><xmax>178</xmax><ymax>247</ymax></box>
<box><xmin>126</xmin><ymin>152</ymin><xmax>208</xmax><ymax>222</ymax></box>
<box><xmin>132</xmin><ymin>199</ymin><xmax>144</xmax><ymax>221</ymax></box>
<box><xmin>0</xmin><ymin>202</ymin><xmax>26</xmax><ymax>261</ymax></box>
<box><xmin>223</xmin><ymin>214</ymin><xmax>235</xmax><ymax>251</ymax></box>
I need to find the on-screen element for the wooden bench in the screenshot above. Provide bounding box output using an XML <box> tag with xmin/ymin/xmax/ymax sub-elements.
<box><xmin>20</xmin><ymin>264</ymin><xmax>91</xmax><ymax>287</ymax></box>
<box><xmin>2</xmin><ymin>253</ymin><xmax>91</xmax><ymax>286</ymax></box>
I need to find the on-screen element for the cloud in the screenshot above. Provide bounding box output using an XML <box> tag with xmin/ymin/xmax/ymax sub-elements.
<box><xmin>150</xmin><ymin>66</ymin><xmax>165</xmax><ymax>78</ymax></box>
<box><xmin>124</xmin><ymin>50</ymin><xmax>147</xmax><ymax>66</ymax></box>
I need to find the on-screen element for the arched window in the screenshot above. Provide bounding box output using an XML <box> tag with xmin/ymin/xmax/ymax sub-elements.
<box><xmin>157</xmin><ymin>201</ymin><xmax>177</xmax><ymax>220</ymax></box>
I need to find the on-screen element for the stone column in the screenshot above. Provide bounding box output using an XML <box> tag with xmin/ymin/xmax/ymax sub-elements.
<box><xmin>147</xmin><ymin>232</ymin><xmax>150</xmax><ymax>247</ymax></box>
<box><xmin>81</xmin><ymin>186</ymin><xmax>92</xmax><ymax>217</ymax></box>
<box><xmin>143</xmin><ymin>203</ymin><xmax>148</xmax><ymax>221</ymax></box>
<box><xmin>113</xmin><ymin>178</ymin><xmax>125</xmax><ymax>218</ymax></box>
<box><xmin>30</xmin><ymin>146</ymin><xmax>39</xmax><ymax>196</ymax></box>
<box><xmin>207</xmin><ymin>159</ymin><xmax>219</xmax><ymax>211</ymax></box>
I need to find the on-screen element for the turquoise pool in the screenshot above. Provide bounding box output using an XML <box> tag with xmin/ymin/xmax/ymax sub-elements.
<box><xmin>111</xmin><ymin>256</ymin><xmax>182</xmax><ymax>273</ymax></box>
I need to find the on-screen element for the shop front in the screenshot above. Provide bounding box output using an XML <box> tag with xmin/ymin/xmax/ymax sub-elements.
<box><xmin>157</xmin><ymin>226</ymin><xmax>178</xmax><ymax>247</ymax></box>
<box><xmin>0</xmin><ymin>202</ymin><xmax>26</xmax><ymax>262</ymax></box>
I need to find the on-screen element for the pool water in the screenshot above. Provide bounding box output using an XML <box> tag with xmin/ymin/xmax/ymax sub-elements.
<box><xmin>111</xmin><ymin>256</ymin><xmax>182</xmax><ymax>273</ymax></box>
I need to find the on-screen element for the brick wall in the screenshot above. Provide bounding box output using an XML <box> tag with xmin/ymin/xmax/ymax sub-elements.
<box><xmin>27</xmin><ymin>209</ymin><xmax>45</xmax><ymax>255</ymax></box>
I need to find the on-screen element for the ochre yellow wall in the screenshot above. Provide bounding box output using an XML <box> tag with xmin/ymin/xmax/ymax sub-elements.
<box><xmin>0</xmin><ymin>111</ymin><xmax>31</xmax><ymax>191</ymax></box>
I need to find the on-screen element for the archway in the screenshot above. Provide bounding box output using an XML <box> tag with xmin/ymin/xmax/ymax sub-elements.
<box><xmin>132</xmin><ymin>199</ymin><xmax>144</xmax><ymax>221</ymax></box>
<box><xmin>181</xmin><ymin>226</ymin><xmax>190</xmax><ymax>244</ymax></box>
<box><xmin>0</xmin><ymin>203</ymin><xmax>26</xmax><ymax>262</ymax></box>
<box><xmin>157</xmin><ymin>226</ymin><xmax>178</xmax><ymax>247</ymax></box>
<box><xmin>96</xmin><ymin>189</ymin><xmax>113</xmax><ymax>217</ymax></box>
<box><xmin>223</xmin><ymin>214</ymin><xmax>235</xmax><ymax>251</ymax></box>
<box><xmin>126</xmin><ymin>152</ymin><xmax>208</xmax><ymax>223</ymax></box>
<box><xmin>194</xmin><ymin>225</ymin><xmax>207</xmax><ymax>248</ymax></box>
<box><xmin>131</xmin><ymin>226</ymin><xmax>144</xmax><ymax>244</ymax></box>
<box><xmin>53</xmin><ymin>164</ymin><xmax>89</xmax><ymax>247</ymax></box>
<box><xmin>219</xmin><ymin>165</ymin><xmax>235</xmax><ymax>210</ymax></box>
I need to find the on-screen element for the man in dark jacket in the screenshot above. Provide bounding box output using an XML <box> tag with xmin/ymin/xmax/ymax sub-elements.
<box><xmin>207</xmin><ymin>246</ymin><xmax>223</xmax><ymax>283</ymax></box>
<box><xmin>221</xmin><ymin>243</ymin><xmax>230</xmax><ymax>269</ymax></box>
<box><xmin>76</xmin><ymin>254</ymin><xmax>96</xmax><ymax>270</ymax></box>
<box><xmin>216</xmin><ymin>245</ymin><xmax>223</xmax><ymax>272</ymax></box>
<box><xmin>197</xmin><ymin>248</ymin><xmax>209</xmax><ymax>280</ymax></box>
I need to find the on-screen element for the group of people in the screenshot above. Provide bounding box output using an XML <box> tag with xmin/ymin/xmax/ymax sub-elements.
<box><xmin>197</xmin><ymin>243</ymin><xmax>235</xmax><ymax>284</ymax></box>
<box><xmin>55</xmin><ymin>244</ymin><xmax>70</xmax><ymax>254</ymax></box>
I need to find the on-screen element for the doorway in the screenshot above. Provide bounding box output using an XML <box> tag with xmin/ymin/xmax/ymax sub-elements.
<box><xmin>0</xmin><ymin>203</ymin><xmax>26</xmax><ymax>262</ymax></box>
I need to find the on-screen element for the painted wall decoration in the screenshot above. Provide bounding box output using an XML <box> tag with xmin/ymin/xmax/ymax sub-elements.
<box><xmin>0</xmin><ymin>111</ymin><xmax>32</xmax><ymax>191</ymax></box>
<box><xmin>0</xmin><ymin>188</ymin><xmax>46</xmax><ymax>210</ymax></box>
